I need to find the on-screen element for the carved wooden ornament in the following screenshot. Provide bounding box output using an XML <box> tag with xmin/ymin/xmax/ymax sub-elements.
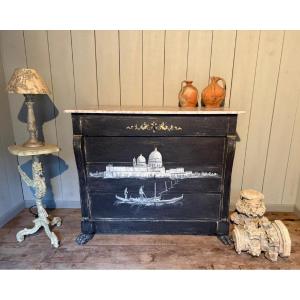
<box><xmin>231</xmin><ymin>189</ymin><xmax>291</xmax><ymax>262</ymax></box>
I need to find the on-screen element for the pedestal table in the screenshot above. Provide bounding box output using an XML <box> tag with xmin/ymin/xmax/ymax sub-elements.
<box><xmin>8</xmin><ymin>144</ymin><xmax>62</xmax><ymax>248</ymax></box>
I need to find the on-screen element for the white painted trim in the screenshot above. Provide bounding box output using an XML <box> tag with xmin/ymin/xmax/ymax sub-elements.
<box><xmin>0</xmin><ymin>201</ymin><xmax>24</xmax><ymax>228</ymax></box>
<box><xmin>64</xmin><ymin>106</ymin><xmax>245</xmax><ymax>114</ymax></box>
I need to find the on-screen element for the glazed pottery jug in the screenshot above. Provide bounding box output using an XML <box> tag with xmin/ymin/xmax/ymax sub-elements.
<box><xmin>178</xmin><ymin>80</ymin><xmax>199</xmax><ymax>107</ymax></box>
<box><xmin>201</xmin><ymin>76</ymin><xmax>226</xmax><ymax>108</ymax></box>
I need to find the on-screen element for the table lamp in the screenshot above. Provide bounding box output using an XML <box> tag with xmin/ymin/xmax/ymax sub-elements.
<box><xmin>7</xmin><ymin>68</ymin><xmax>50</xmax><ymax>148</ymax></box>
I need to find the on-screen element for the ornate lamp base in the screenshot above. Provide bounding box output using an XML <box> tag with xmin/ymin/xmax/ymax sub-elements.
<box><xmin>16</xmin><ymin>213</ymin><xmax>61</xmax><ymax>248</ymax></box>
<box><xmin>16</xmin><ymin>155</ymin><xmax>62</xmax><ymax>248</ymax></box>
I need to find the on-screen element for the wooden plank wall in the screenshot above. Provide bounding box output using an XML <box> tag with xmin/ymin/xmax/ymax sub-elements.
<box><xmin>0</xmin><ymin>30</ymin><xmax>300</xmax><ymax>210</ymax></box>
<box><xmin>0</xmin><ymin>41</ymin><xmax>24</xmax><ymax>227</ymax></box>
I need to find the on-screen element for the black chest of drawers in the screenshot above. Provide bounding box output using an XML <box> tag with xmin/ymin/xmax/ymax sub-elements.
<box><xmin>69</xmin><ymin>108</ymin><xmax>241</xmax><ymax>245</ymax></box>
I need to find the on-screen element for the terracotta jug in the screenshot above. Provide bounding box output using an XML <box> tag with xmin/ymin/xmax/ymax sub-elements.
<box><xmin>178</xmin><ymin>80</ymin><xmax>199</xmax><ymax>107</ymax></box>
<box><xmin>201</xmin><ymin>76</ymin><xmax>226</xmax><ymax>108</ymax></box>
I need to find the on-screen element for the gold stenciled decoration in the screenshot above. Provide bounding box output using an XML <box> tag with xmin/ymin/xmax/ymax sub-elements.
<box><xmin>7</xmin><ymin>68</ymin><xmax>50</xmax><ymax>94</ymax></box>
<box><xmin>126</xmin><ymin>121</ymin><xmax>182</xmax><ymax>133</ymax></box>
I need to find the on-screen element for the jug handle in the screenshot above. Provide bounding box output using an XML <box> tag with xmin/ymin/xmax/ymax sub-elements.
<box><xmin>217</xmin><ymin>77</ymin><xmax>226</xmax><ymax>91</ymax></box>
<box><xmin>179</xmin><ymin>80</ymin><xmax>187</xmax><ymax>96</ymax></box>
<box><xmin>181</xmin><ymin>80</ymin><xmax>187</xmax><ymax>90</ymax></box>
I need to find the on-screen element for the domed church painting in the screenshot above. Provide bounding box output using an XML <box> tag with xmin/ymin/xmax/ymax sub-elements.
<box><xmin>89</xmin><ymin>147</ymin><xmax>218</xmax><ymax>179</ymax></box>
<box><xmin>88</xmin><ymin>147</ymin><xmax>220</xmax><ymax>207</ymax></box>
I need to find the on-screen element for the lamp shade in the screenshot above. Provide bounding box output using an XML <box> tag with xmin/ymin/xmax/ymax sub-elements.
<box><xmin>7</xmin><ymin>68</ymin><xmax>50</xmax><ymax>94</ymax></box>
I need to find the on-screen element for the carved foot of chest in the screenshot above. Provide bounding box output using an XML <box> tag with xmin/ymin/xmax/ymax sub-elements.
<box><xmin>218</xmin><ymin>235</ymin><xmax>233</xmax><ymax>245</ymax></box>
<box><xmin>75</xmin><ymin>233</ymin><xmax>94</xmax><ymax>245</ymax></box>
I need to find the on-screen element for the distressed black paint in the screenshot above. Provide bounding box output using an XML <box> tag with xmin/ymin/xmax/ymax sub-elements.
<box><xmin>71</xmin><ymin>113</ymin><xmax>239</xmax><ymax>244</ymax></box>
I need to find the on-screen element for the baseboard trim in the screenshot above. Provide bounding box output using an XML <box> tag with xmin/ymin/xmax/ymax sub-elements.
<box><xmin>24</xmin><ymin>200</ymin><xmax>81</xmax><ymax>209</ymax></box>
<box><xmin>229</xmin><ymin>203</ymin><xmax>295</xmax><ymax>212</ymax></box>
<box><xmin>0</xmin><ymin>201</ymin><xmax>25</xmax><ymax>228</ymax></box>
<box><xmin>295</xmin><ymin>205</ymin><xmax>300</xmax><ymax>217</ymax></box>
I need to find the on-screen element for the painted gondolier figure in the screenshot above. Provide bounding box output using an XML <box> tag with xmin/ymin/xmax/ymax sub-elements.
<box><xmin>139</xmin><ymin>186</ymin><xmax>146</xmax><ymax>198</ymax></box>
<box><xmin>115</xmin><ymin>182</ymin><xmax>183</xmax><ymax>207</ymax></box>
<box><xmin>124</xmin><ymin>187</ymin><xmax>128</xmax><ymax>199</ymax></box>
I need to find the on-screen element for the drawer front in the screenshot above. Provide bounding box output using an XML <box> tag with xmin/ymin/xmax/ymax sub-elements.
<box><xmin>89</xmin><ymin>192</ymin><xmax>221</xmax><ymax>221</ymax></box>
<box><xmin>84</xmin><ymin>136</ymin><xmax>225</xmax><ymax>165</ymax></box>
<box><xmin>87</xmin><ymin>172</ymin><xmax>222</xmax><ymax>193</ymax></box>
<box><xmin>83</xmin><ymin>136</ymin><xmax>224</xmax><ymax>222</ymax></box>
<box><xmin>79</xmin><ymin>114</ymin><xmax>232</xmax><ymax>137</ymax></box>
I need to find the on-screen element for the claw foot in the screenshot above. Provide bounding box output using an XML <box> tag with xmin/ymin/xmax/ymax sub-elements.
<box><xmin>16</xmin><ymin>231</ymin><xmax>25</xmax><ymax>243</ymax></box>
<box><xmin>51</xmin><ymin>217</ymin><xmax>62</xmax><ymax>227</ymax></box>
<box><xmin>75</xmin><ymin>233</ymin><xmax>94</xmax><ymax>245</ymax></box>
<box><xmin>218</xmin><ymin>235</ymin><xmax>233</xmax><ymax>245</ymax></box>
<box><xmin>51</xmin><ymin>232</ymin><xmax>60</xmax><ymax>248</ymax></box>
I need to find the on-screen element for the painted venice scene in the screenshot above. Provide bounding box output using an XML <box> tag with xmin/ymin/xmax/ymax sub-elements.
<box><xmin>89</xmin><ymin>148</ymin><xmax>219</xmax><ymax>207</ymax></box>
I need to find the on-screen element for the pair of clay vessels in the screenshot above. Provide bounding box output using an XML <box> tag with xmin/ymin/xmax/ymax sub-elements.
<box><xmin>178</xmin><ymin>77</ymin><xmax>226</xmax><ymax>108</ymax></box>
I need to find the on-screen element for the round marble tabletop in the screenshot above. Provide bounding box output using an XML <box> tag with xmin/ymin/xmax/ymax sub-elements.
<box><xmin>8</xmin><ymin>144</ymin><xmax>60</xmax><ymax>157</ymax></box>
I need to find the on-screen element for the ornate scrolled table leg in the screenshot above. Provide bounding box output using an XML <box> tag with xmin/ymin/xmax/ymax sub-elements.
<box><xmin>16</xmin><ymin>155</ymin><xmax>61</xmax><ymax>248</ymax></box>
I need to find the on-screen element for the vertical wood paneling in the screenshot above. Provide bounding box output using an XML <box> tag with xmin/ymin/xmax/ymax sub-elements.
<box><xmin>0</xmin><ymin>106</ymin><xmax>11</xmax><ymax>214</ymax></box>
<box><xmin>210</xmin><ymin>31</ymin><xmax>236</xmax><ymax>106</ymax></box>
<box><xmin>0</xmin><ymin>52</ymin><xmax>24</xmax><ymax>221</ymax></box>
<box><xmin>23</xmin><ymin>30</ymin><xmax>62</xmax><ymax>203</ymax></box>
<box><xmin>242</xmin><ymin>31</ymin><xmax>284</xmax><ymax>192</ymax></box>
<box><xmin>0</xmin><ymin>31</ymin><xmax>33</xmax><ymax>202</ymax></box>
<box><xmin>297</xmin><ymin>184</ymin><xmax>300</xmax><ymax>211</ymax></box>
<box><xmin>164</xmin><ymin>30</ymin><xmax>189</xmax><ymax>106</ymax></box>
<box><xmin>48</xmin><ymin>31</ymin><xmax>80</xmax><ymax>204</ymax></box>
<box><xmin>187</xmin><ymin>30</ymin><xmax>212</xmax><ymax>96</ymax></box>
<box><xmin>0</xmin><ymin>31</ymin><xmax>27</xmax><ymax>145</ymax></box>
<box><xmin>95</xmin><ymin>30</ymin><xmax>120</xmax><ymax>106</ymax></box>
<box><xmin>230</xmin><ymin>31</ymin><xmax>260</xmax><ymax>203</ymax></box>
<box><xmin>2</xmin><ymin>30</ymin><xmax>300</xmax><ymax>210</ymax></box>
<box><xmin>282</xmin><ymin>100</ymin><xmax>300</xmax><ymax>206</ymax></box>
<box><xmin>263</xmin><ymin>31</ymin><xmax>300</xmax><ymax>205</ymax></box>
<box><xmin>143</xmin><ymin>30</ymin><xmax>165</xmax><ymax>106</ymax></box>
<box><xmin>0</xmin><ymin>137</ymin><xmax>11</xmax><ymax>218</ymax></box>
<box><xmin>119</xmin><ymin>30</ymin><xmax>143</xmax><ymax>106</ymax></box>
<box><xmin>23</xmin><ymin>31</ymin><xmax>56</xmax><ymax>144</ymax></box>
<box><xmin>71</xmin><ymin>30</ymin><xmax>98</xmax><ymax>108</ymax></box>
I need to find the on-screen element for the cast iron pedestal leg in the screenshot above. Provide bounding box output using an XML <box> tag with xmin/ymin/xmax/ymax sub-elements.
<box><xmin>16</xmin><ymin>155</ymin><xmax>62</xmax><ymax>248</ymax></box>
